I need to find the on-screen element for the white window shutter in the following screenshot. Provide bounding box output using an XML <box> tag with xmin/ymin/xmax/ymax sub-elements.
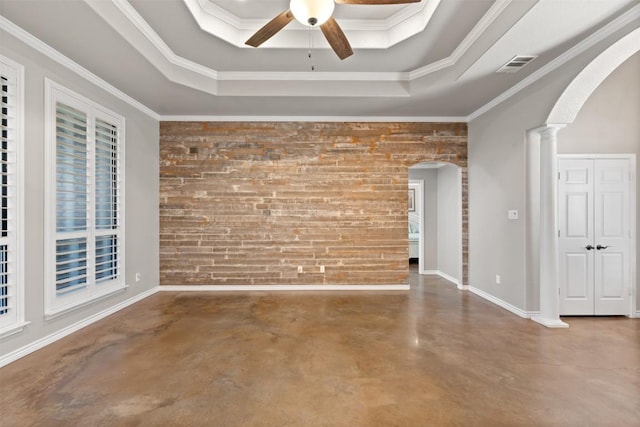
<box><xmin>0</xmin><ymin>74</ymin><xmax>16</xmax><ymax>322</ymax></box>
<box><xmin>55</xmin><ymin>103</ymin><xmax>89</xmax><ymax>295</ymax></box>
<box><xmin>0</xmin><ymin>55</ymin><xmax>24</xmax><ymax>334</ymax></box>
<box><xmin>45</xmin><ymin>80</ymin><xmax>125</xmax><ymax>315</ymax></box>
<box><xmin>94</xmin><ymin>118</ymin><xmax>120</xmax><ymax>284</ymax></box>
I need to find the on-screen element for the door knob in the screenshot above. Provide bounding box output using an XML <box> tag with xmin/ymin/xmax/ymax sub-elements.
<box><xmin>585</xmin><ymin>245</ymin><xmax>594</xmax><ymax>250</ymax></box>
<box><xmin>596</xmin><ymin>245</ymin><xmax>610</xmax><ymax>250</ymax></box>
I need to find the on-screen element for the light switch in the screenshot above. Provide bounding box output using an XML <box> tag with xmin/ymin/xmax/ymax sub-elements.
<box><xmin>508</xmin><ymin>210</ymin><xmax>519</xmax><ymax>220</ymax></box>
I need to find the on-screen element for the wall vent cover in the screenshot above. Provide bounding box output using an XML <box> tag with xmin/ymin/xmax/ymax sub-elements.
<box><xmin>497</xmin><ymin>55</ymin><xmax>537</xmax><ymax>73</ymax></box>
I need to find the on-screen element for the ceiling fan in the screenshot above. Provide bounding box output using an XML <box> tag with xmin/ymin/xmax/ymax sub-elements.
<box><xmin>245</xmin><ymin>0</ymin><xmax>422</xmax><ymax>60</ymax></box>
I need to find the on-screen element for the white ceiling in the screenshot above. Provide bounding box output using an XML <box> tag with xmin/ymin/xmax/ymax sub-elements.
<box><xmin>0</xmin><ymin>0</ymin><xmax>637</xmax><ymax>118</ymax></box>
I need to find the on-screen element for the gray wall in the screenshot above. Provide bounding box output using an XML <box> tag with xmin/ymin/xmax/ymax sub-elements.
<box><xmin>468</xmin><ymin>22</ymin><xmax>639</xmax><ymax>312</ymax></box>
<box><xmin>437</xmin><ymin>164</ymin><xmax>462</xmax><ymax>282</ymax></box>
<box><xmin>557</xmin><ymin>52</ymin><xmax>640</xmax><ymax>310</ymax></box>
<box><xmin>0</xmin><ymin>30</ymin><xmax>159</xmax><ymax>356</ymax></box>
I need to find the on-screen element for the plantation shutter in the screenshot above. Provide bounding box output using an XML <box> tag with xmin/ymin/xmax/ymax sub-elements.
<box><xmin>94</xmin><ymin>118</ymin><xmax>120</xmax><ymax>284</ymax></box>
<box><xmin>55</xmin><ymin>102</ymin><xmax>89</xmax><ymax>295</ymax></box>
<box><xmin>0</xmin><ymin>73</ymin><xmax>17</xmax><ymax>323</ymax></box>
<box><xmin>46</xmin><ymin>80</ymin><xmax>125</xmax><ymax>315</ymax></box>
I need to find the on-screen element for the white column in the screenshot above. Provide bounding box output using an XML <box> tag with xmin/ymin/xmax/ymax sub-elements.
<box><xmin>531</xmin><ymin>125</ymin><xmax>568</xmax><ymax>328</ymax></box>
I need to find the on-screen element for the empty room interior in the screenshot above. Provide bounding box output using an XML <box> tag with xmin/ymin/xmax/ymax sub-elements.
<box><xmin>0</xmin><ymin>0</ymin><xmax>639</xmax><ymax>425</ymax></box>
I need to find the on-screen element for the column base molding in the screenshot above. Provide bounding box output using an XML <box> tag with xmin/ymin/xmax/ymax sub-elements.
<box><xmin>531</xmin><ymin>316</ymin><xmax>569</xmax><ymax>328</ymax></box>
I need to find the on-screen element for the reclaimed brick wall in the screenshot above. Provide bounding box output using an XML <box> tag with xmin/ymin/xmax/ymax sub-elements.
<box><xmin>160</xmin><ymin>122</ymin><xmax>467</xmax><ymax>286</ymax></box>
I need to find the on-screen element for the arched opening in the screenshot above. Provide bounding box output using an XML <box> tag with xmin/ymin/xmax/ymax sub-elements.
<box><xmin>528</xmin><ymin>28</ymin><xmax>640</xmax><ymax>327</ymax></box>
<box><xmin>408</xmin><ymin>162</ymin><xmax>464</xmax><ymax>288</ymax></box>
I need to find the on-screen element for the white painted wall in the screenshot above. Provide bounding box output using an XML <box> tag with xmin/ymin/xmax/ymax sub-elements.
<box><xmin>557</xmin><ymin>52</ymin><xmax>640</xmax><ymax>311</ymax></box>
<box><xmin>468</xmin><ymin>22</ymin><xmax>639</xmax><ymax>313</ymax></box>
<box><xmin>0</xmin><ymin>30</ymin><xmax>159</xmax><ymax>356</ymax></box>
<box><xmin>437</xmin><ymin>165</ymin><xmax>462</xmax><ymax>283</ymax></box>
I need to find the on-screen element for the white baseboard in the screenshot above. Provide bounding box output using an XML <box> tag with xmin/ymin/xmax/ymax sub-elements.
<box><xmin>423</xmin><ymin>270</ymin><xmax>461</xmax><ymax>287</ymax></box>
<box><xmin>0</xmin><ymin>287</ymin><xmax>159</xmax><ymax>368</ymax></box>
<box><xmin>159</xmin><ymin>284</ymin><xmax>410</xmax><ymax>292</ymax></box>
<box><xmin>468</xmin><ymin>286</ymin><xmax>540</xmax><ymax>319</ymax></box>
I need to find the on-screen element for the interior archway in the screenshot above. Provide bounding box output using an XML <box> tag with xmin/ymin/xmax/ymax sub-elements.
<box><xmin>530</xmin><ymin>27</ymin><xmax>640</xmax><ymax>326</ymax></box>
<box><xmin>547</xmin><ymin>28</ymin><xmax>640</xmax><ymax>125</ymax></box>
<box><xmin>408</xmin><ymin>162</ymin><xmax>464</xmax><ymax>288</ymax></box>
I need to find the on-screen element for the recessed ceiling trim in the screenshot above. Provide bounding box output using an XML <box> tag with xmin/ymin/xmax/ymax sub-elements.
<box><xmin>88</xmin><ymin>0</ymin><xmax>221</xmax><ymax>97</ymax></box>
<box><xmin>91</xmin><ymin>0</ymin><xmax>411</xmax><ymax>96</ymax></box>
<box><xmin>3</xmin><ymin>1</ymin><xmax>636</xmax><ymax>121</ymax></box>
<box><xmin>88</xmin><ymin>0</ymin><xmax>512</xmax><ymax>97</ymax></box>
<box><xmin>185</xmin><ymin>0</ymin><xmax>439</xmax><ymax>49</ymax></box>
<box><xmin>192</xmin><ymin>0</ymin><xmax>244</xmax><ymax>29</ymax></box>
<box><xmin>217</xmin><ymin>71</ymin><xmax>409</xmax><ymax>81</ymax></box>
<box><xmin>409</xmin><ymin>0</ymin><xmax>513</xmax><ymax>80</ymax></box>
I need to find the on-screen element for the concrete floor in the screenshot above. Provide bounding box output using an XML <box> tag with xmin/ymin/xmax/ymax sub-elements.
<box><xmin>1</xmin><ymin>268</ymin><xmax>638</xmax><ymax>426</ymax></box>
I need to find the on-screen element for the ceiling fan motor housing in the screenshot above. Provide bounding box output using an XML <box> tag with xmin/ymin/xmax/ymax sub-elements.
<box><xmin>290</xmin><ymin>0</ymin><xmax>335</xmax><ymax>26</ymax></box>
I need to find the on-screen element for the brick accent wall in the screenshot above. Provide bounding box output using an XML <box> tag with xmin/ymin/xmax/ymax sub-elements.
<box><xmin>160</xmin><ymin>122</ymin><xmax>467</xmax><ymax>286</ymax></box>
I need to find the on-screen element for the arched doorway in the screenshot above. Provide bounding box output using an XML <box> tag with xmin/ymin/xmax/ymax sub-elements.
<box><xmin>528</xmin><ymin>28</ymin><xmax>640</xmax><ymax>327</ymax></box>
<box><xmin>408</xmin><ymin>162</ymin><xmax>464</xmax><ymax>288</ymax></box>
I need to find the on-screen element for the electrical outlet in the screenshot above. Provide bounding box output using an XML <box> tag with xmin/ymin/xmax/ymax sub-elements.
<box><xmin>508</xmin><ymin>210</ymin><xmax>518</xmax><ymax>220</ymax></box>
<box><xmin>135</xmin><ymin>273</ymin><xmax>142</xmax><ymax>282</ymax></box>
<box><xmin>297</xmin><ymin>266</ymin><xmax>303</xmax><ymax>273</ymax></box>
<box><xmin>495</xmin><ymin>274</ymin><xmax>501</xmax><ymax>284</ymax></box>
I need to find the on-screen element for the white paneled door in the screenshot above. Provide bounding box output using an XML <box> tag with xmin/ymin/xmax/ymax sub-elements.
<box><xmin>558</xmin><ymin>157</ymin><xmax>632</xmax><ymax>315</ymax></box>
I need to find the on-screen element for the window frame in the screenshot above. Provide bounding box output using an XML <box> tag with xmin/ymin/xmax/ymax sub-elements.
<box><xmin>44</xmin><ymin>79</ymin><xmax>126</xmax><ymax>317</ymax></box>
<box><xmin>0</xmin><ymin>55</ymin><xmax>26</xmax><ymax>338</ymax></box>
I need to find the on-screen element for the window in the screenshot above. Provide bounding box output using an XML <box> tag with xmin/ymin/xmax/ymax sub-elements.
<box><xmin>45</xmin><ymin>80</ymin><xmax>125</xmax><ymax>316</ymax></box>
<box><xmin>0</xmin><ymin>56</ymin><xmax>25</xmax><ymax>337</ymax></box>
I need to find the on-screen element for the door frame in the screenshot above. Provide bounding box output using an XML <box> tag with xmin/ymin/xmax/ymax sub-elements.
<box><xmin>408</xmin><ymin>164</ymin><xmax>464</xmax><ymax>285</ymax></box>
<box><xmin>558</xmin><ymin>153</ymin><xmax>637</xmax><ymax>317</ymax></box>
<box><xmin>409</xmin><ymin>179</ymin><xmax>425</xmax><ymax>274</ymax></box>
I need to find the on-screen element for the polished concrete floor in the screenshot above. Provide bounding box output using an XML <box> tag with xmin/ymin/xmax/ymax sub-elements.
<box><xmin>1</xmin><ymin>268</ymin><xmax>639</xmax><ymax>426</ymax></box>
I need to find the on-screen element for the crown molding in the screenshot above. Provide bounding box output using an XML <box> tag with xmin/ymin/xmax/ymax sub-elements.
<box><xmin>0</xmin><ymin>14</ymin><xmax>461</xmax><ymax>122</ymax></box>
<box><xmin>113</xmin><ymin>0</ymin><xmax>219</xmax><ymax>80</ymax></box>
<box><xmin>86</xmin><ymin>0</ymin><xmax>511</xmax><ymax>98</ymax></box>
<box><xmin>0</xmin><ymin>15</ymin><xmax>160</xmax><ymax>120</ymax></box>
<box><xmin>410</xmin><ymin>0</ymin><xmax>513</xmax><ymax>80</ymax></box>
<box><xmin>159</xmin><ymin>115</ymin><xmax>467</xmax><ymax>123</ymax></box>
<box><xmin>158</xmin><ymin>284</ymin><xmax>410</xmax><ymax>291</ymax></box>
<box><xmin>467</xmin><ymin>2</ymin><xmax>640</xmax><ymax>122</ymax></box>
<box><xmin>3</xmin><ymin>0</ymin><xmax>636</xmax><ymax>122</ymax></box>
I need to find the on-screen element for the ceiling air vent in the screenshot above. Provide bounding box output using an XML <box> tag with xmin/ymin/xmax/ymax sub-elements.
<box><xmin>497</xmin><ymin>55</ymin><xmax>537</xmax><ymax>73</ymax></box>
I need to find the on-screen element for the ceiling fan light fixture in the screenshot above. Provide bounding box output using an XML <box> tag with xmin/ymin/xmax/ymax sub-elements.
<box><xmin>290</xmin><ymin>0</ymin><xmax>335</xmax><ymax>26</ymax></box>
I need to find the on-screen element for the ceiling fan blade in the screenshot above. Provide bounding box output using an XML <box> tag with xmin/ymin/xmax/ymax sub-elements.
<box><xmin>335</xmin><ymin>0</ymin><xmax>421</xmax><ymax>4</ymax></box>
<box><xmin>245</xmin><ymin>10</ymin><xmax>294</xmax><ymax>47</ymax></box>
<box><xmin>320</xmin><ymin>17</ymin><xmax>353</xmax><ymax>60</ymax></box>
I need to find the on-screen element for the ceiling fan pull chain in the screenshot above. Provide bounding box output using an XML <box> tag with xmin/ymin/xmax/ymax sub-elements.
<box><xmin>308</xmin><ymin>25</ymin><xmax>315</xmax><ymax>71</ymax></box>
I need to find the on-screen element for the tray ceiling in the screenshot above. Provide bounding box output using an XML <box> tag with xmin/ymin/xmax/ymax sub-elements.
<box><xmin>0</xmin><ymin>0</ymin><xmax>637</xmax><ymax>118</ymax></box>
